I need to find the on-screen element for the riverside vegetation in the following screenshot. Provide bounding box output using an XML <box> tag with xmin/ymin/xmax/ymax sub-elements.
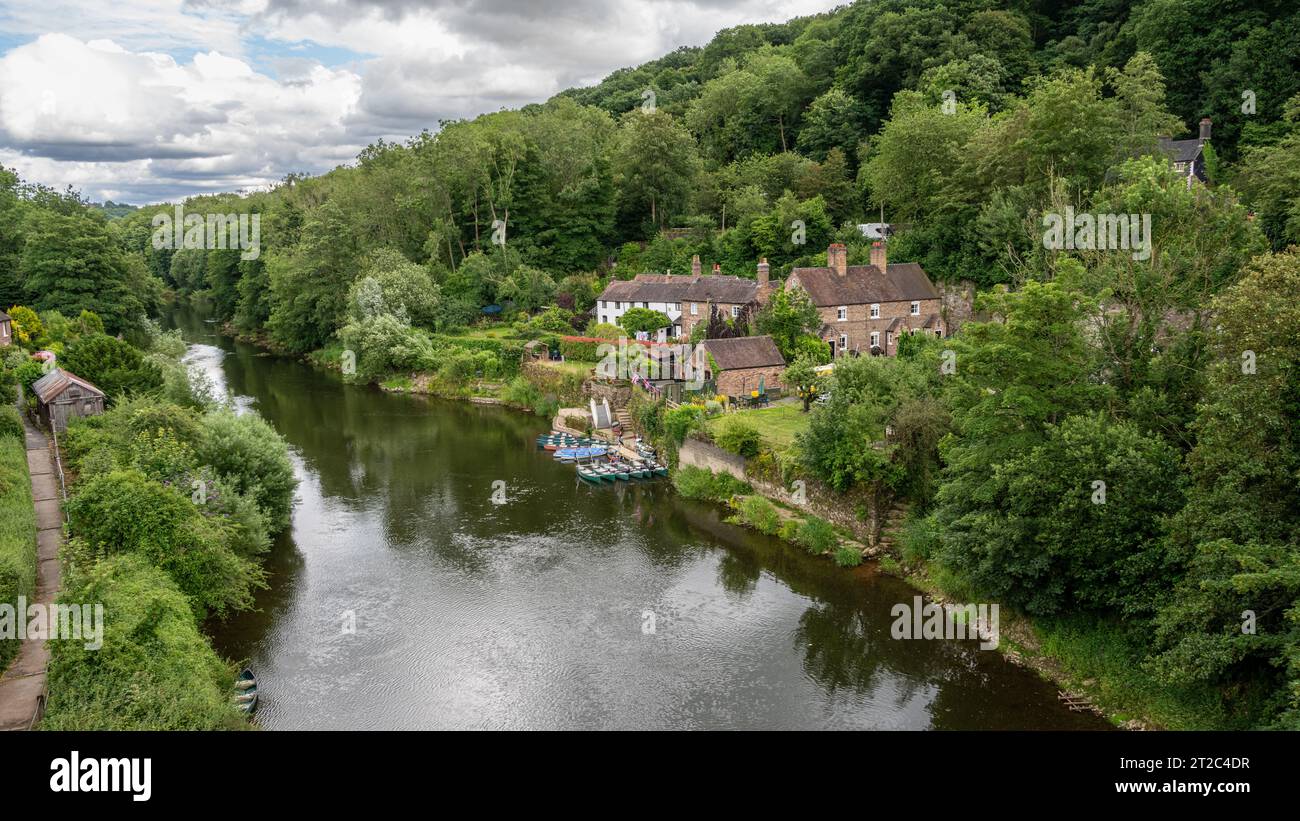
<box><xmin>0</xmin><ymin>314</ymin><xmax>296</xmax><ymax>729</ymax></box>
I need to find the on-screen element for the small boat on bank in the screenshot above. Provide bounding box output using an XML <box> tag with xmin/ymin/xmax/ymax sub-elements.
<box><xmin>555</xmin><ymin>445</ymin><xmax>608</xmax><ymax>462</ymax></box>
<box><xmin>233</xmin><ymin>668</ymin><xmax>258</xmax><ymax>715</ymax></box>
<box><xmin>577</xmin><ymin>465</ymin><xmax>605</xmax><ymax>484</ymax></box>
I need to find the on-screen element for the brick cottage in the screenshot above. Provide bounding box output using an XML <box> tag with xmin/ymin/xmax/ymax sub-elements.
<box><xmin>785</xmin><ymin>242</ymin><xmax>944</xmax><ymax>357</ymax></box>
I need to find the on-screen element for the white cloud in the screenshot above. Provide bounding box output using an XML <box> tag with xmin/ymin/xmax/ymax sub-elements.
<box><xmin>0</xmin><ymin>0</ymin><xmax>842</xmax><ymax>203</ymax></box>
<box><xmin>0</xmin><ymin>33</ymin><xmax>364</xmax><ymax>201</ymax></box>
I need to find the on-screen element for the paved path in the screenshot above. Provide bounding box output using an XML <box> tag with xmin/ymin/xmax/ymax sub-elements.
<box><xmin>0</xmin><ymin>412</ymin><xmax>62</xmax><ymax>731</ymax></box>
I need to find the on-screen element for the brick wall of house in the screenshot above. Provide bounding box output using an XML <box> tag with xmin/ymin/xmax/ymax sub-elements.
<box><xmin>715</xmin><ymin>364</ymin><xmax>784</xmax><ymax>398</ymax></box>
<box><xmin>814</xmin><ymin>297</ymin><xmax>943</xmax><ymax>356</ymax></box>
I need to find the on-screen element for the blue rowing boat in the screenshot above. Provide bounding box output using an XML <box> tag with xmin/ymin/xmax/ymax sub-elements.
<box><xmin>554</xmin><ymin>445</ymin><xmax>608</xmax><ymax>461</ymax></box>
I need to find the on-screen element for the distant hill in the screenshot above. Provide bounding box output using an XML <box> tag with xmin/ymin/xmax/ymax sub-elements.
<box><xmin>91</xmin><ymin>200</ymin><xmax>139</xmax><ymax>220</ymax></box>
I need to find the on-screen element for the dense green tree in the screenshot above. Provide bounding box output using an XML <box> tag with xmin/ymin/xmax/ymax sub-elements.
<box><xmin>62</xmin><ymin>333</ymin><xmax>163</xmax><ymax>401</ymax></box>
<box><xmin>19</xmin><ymin>209</ymin><xmax>137</xmax><ymax>331</ymax></box>
<box><xmin>1150</xmin><ymin>249</ymin><xmax>1300</xmax><ymax>728</ymax></box>
<box><xmin>755</xmin><ymin>287</ymin><xmax>821</xmax><ymax>361</ymax></box>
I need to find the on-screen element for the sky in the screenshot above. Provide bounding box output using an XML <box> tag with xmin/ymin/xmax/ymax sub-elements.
<box><xmin>0</xmin><ymin>0</ymin><xmax>842</xmax><ymax>205</ymax></box>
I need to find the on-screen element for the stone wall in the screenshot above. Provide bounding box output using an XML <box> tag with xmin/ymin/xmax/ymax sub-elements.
<box><xmin>680</xmin><ymin>436</ymin><xmax>883</xmax><ymax>544</ymax></box>
<box><xmin>582</xmin><ymin>377</ymin><xmax>631</xmax><ymax>408</ymax></box>
<box><xmin>678</xmin><ymin>438</ymin><xmax>747</xmax><ymax>481</ymax></box>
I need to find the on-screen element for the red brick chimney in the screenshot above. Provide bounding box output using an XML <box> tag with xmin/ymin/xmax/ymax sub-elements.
<box><xmin>827</xmin><ymin>243</ymin><xmax>847</xmax><ymax>276</ymax></box>
<box><xmin>712</xmin><ymin>262</ymin><xmax>721</xmax><ymax>274</ymax></box>
<box><xmin>756</xmin><ymin>258</ymin><xmax>769</xmax><ymax>290</ymax></box>
<box><xmin>1199</xmin><ymin>117</ymin><xmax>1211</xmax><ymax>143</ymax></box>
<box><xmin>870</xmin><ymin>240</ymin><xmax>887</xmax><ymax>270</ymax></box>
<box><xmin>691</xmin><ymin>254</ymin><xmax>702</xmax><ymax>276</ymax></box>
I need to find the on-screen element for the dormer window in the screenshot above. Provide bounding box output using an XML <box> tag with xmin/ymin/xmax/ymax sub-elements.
<box><xmin>910</xmin><ymin>301</ymin><xmax>920</xmax><ymax>316</ymax></box>
<box><xmin>837</xmin><ymin>306</ymin><xmax>847</xmax><ymax>321</ymax></box>
<box><xmin>870</xmin><ymin>304</ymin><xmax>880</xmax><ymax>319</ymax></box>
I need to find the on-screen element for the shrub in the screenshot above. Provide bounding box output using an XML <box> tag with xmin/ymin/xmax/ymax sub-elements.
<box><xmin>62</xmin><ymin>333</ymin><xmax>164</xmax><ymax>402</ymax></box>
<box><xmin>0</xmin><ymin>438</ymin><xmax>36</xmax><ymax>670</ymax></box>
<box><xmin>196</xmin><ymin>408</ymin><xmax>297</xmax><ymax>533</ymax></box>
<box><xmin>737</xmin><ymin>495</ymin><xmax>781</xmax><ymax>535</ymax></box>
<box><xmin>0</xmin><ymin>405</ymin><xmax>23</xmax><ymax>441</ymax></box>
<box><xmin>672</xmin><ymin>466</ymin><xmax>752</xmax><ymax>503</ymax></box>
<box><xmin>796</xmin><ymin>516</ymin><xmax>840</xmax><ymax>555</ymax></box>
<box><xmin>715</xmin><ymin>417</ymin><xmax>765</xmax><ymax>457</ymax></box>
<box><xmin>65</xmin><ymin>469</ymin><xmax>263</xmax><ymax>619</ymax></box>
<box><xmin>663</xmin><ymin>404</ymin><xmax>705</xmax><ymax>446</ymax></box>
<box><xmin>778</xmin><ymin>519</ymin><xmax>800</xmax><ymax>541</ymax></box>
<box><xmin>42</xmin><ymin>554</ymin><xmax>244</xmax><ymax>730</ymax></box>
<box><xmin>834</xmin><ymin>546</ymin><xmax>864</xmax><ymax>567</ymax></box>
<box><xmin>899</xmin><ymin>512</ymin><xmax>941</xmax><ymax>564</ymax></box>
<box><xmin>501</xmin><ymin>376</ymin><xmax>558</xmax><ymax>417</ymax></box>
<box><xmin>559</xmin><ymin>336</ymin><xmax>603</xmax><ymax>361</ymax></box>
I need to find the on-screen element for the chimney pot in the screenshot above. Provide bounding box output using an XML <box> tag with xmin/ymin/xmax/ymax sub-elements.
<box><xmin>870</xmin><ymin>240</ymin><xmax>887</xmax><ymax>271</ymax></box>
<box><xmin>827</xmin><ymin>243</ymin><xmax>847</xmax><ymax>276</ymax></box>
<box><xmin>712</xmin><ymin>262</ymin><xmax>721</xmax><ymax>274</ymax></box>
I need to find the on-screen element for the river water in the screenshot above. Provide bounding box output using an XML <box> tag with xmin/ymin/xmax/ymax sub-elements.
<box><xmin>168</xmin><ymin>306</ymin><xmax>1107</xmax><ymax>730</ymax></box>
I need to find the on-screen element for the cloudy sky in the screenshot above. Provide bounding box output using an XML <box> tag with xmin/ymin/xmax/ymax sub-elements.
<box><xmin>0</xmin><ymin>0</ymin><xmax>841</xmax><ymax>204</ymax></box>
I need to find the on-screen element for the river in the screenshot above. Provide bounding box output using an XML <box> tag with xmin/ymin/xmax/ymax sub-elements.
<box><xmin>167</xmin><ymin>306</ymin><xmax>1108</xmax><ymax>730</ymax></box>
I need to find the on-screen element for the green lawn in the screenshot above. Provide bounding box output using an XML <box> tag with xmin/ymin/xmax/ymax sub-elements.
<box><xmin>539</xmin><ymin>360</ymin><xmax>597</xmax><ymax>377</ymax></box>
<box><xmin>705</xmin><ymin>402</ymin><xmax>810</xmax><ymax>451</ymax></box>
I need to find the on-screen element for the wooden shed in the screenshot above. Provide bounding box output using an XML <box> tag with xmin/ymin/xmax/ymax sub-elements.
<box><xmin>32</xmin><ymin>368</ymin><xmax>106</xmax><ymax>432</ymax></box>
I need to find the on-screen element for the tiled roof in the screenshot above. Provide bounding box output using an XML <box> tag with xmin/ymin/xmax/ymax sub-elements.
<box><xmin>1158</xmin><ymin>137</ymin><xmax>1203</xmax><ymax>164</ymax></box>
<box><xmin>788</xmin><ymin>262</ymin><xmax>938</xmax><ymax>306</ymax></box>
<box><xmin>598</xmin><ymin>274</ymin><xmax>758</xmax><ymax>305</ymax></box>
<box><xmin>922</xmin><ymin>313</ymin><xmax>941</xmax><ymax>329</ymax></box>
<box><xmin>703</xmin><ymin>335</ymin><xmax>785</xmax><ymax>370</ymax></box>
<box><xmin>31</xmin><ymin>368</ymin><xmax>104</xmax><ymax>403</ymax></box>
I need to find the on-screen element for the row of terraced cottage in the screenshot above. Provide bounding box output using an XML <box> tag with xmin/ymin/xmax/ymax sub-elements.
<box><xmin>591</xmin><ymin>241</ymin><xmax>947</xmax><ymax>398</ymax></box>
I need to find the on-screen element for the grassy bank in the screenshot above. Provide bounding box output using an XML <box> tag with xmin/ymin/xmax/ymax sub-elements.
<box><xmin>0</xmin><ymin>410</ymin><xmax>37</xmax><ymax>671</ymax></box>
<box><xmin>43</xmin><ymin>554</ymin><xmax>246</xmax><ymax>730</ymax></box>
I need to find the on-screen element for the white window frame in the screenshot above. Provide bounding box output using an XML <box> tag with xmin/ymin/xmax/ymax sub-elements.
<box><xmin>839</xmin><ymin>333</ymin><xmax>848</xmax><ymax>352</ymax></box>
<box><xmin>870</xmin><ymin>303</ymin><xmax>880</xmax><ymax>319</ymax></box>
<box><xmin>910</xmin><ymin>301</ymin><xmax>920</xmax><ymax>316</ymax></box>
<box><xmin>870</xmin><ymin>331</ymin><xmax>880</xmax><ymax>348</ymax></box>
<box><xmin>837</xmin><ymin>306</ymin><xmax>847</xmax><ymax>321</ymax></box>
<box><xmin>691</xmin><ymin>303</ymin><xmax>698</xmax><ymax>316</ymax></box>
<box><xmin>731</xmin><ymin>306</ymin><xmax>740</xmax><ymax>318</ymax></box>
